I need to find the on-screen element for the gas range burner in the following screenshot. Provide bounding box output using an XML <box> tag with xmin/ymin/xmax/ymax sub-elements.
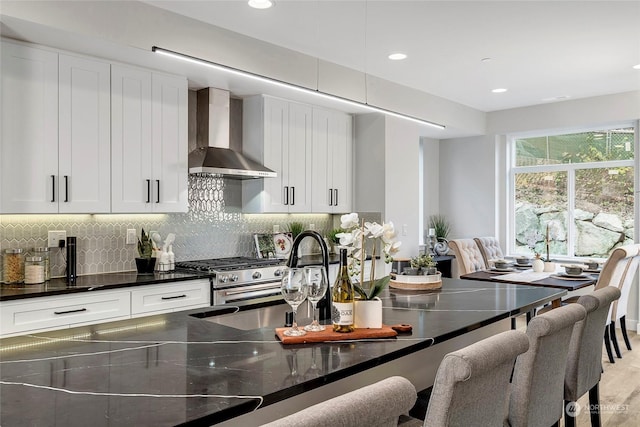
<box><xmin>175</xmin><ymin>257</ymin><xmax>285</xmax><ymax>272</ymax></box>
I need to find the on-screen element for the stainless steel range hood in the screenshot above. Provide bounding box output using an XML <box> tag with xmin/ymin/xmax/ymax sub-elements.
<box><xmin>189</xmin><ymin>87</ymin><xmax>276</xmax><ymax>179</ymax></box>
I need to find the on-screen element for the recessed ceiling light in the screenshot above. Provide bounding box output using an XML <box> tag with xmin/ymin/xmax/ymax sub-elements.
<box><xmin>633</xmin><ymin>63</ymin><xmax>640</xmax><ymax>69</ymax></box>
<box><xmin>388</xmin><ymin>53</ymin><xmax>407</xmax><ymax>61</ymax></box>
<box><xmin>248</xmin><ymin>0</ymin><xmax>274</xmax><ymax>9</ymax></box>
<box><xmin>492</xmin><ymin>88</ymin><xmax>508</xmax><ymax>93</ymax></box>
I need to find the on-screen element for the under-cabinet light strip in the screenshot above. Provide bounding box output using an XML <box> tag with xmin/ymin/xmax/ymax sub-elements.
<box><xmin>152</xmin><ymin>46</ymin><xmax>445</xmax><ymax>130</ymax></box>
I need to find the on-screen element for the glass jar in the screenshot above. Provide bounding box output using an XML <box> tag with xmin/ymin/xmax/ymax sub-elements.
<box><xmin>33</xmin><ymin>247</ymin><xmax>51</xmax><ymax>281</ymax></box>
<box><xmin>24</xmin><ymin>256</ymin><xmax>45</xmax><ymax>284</ymax></box>
<box><xmin>3</xmin><ymin>248</ymin><xmax>25</xmax><ymax>284</ymax></box>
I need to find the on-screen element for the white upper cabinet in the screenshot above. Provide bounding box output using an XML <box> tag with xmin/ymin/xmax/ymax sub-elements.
<box><xmin>1</xmin><ymin>42</ymin><xmax>59</xmax><ymax>213</ymax></box>
<box><xmin>151</xmin><ymin>73</ymin><xmax>188</xmax><ymax>212</ymax></box>
<box><xmin>58</xmin><ymin>54</ymin><xmax>111</xmax><ymax>213</ymax></box>
<box><xmin>111</xmin><ymin>65</ymin><xmax>187</xmax><ymax>213</ymax></box>
<box><xmin>1</xmin><ymin>42</ymin><xmax>111</xmax><ymax>214</ymax></box>
<box><xmin>311</xmin><ymin>108</ymin><xmax>353</xmax><ymax>213</ymax></box>
<box><xmin>243</xmin><ymin>96</ymin><xmax>312</xmax><ymax>213</ymax></box>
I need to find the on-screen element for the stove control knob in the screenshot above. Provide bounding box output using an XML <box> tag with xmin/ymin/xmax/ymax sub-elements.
<box><xmin>219</xmin><ymin>275</ymin><xmax>229</xmax><ymax>283</ymax></box>
<box><xmin>252</xmin><ymin>271</ymin><xmax>262</xmax><ymax>280</ymax></box>
<box><xmin>230</xmin><ymin>274</ymin><xmax>239</xmax><ymax>282</ymax></box>
<box><xmin>274</xmin><ymin>269</ymin><xmax>283</xmax><ymax>277</ymax></box>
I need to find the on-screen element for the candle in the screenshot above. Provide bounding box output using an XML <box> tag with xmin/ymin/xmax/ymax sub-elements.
<box><xmin>428</xmin><ymin>228</ymin><xmax>435</xmax><ymax>236</ymax></box>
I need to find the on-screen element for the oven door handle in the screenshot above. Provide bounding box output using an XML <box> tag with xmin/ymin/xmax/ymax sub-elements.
<box><xmin>222</xmin><ymin>282</ymin><xmax>282</xmax><ymax>296</ymax></box>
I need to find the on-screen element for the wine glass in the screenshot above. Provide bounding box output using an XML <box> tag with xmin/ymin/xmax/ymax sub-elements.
<box><xmin>303</xmin><ymin>266</ymin><xmax>328</xmax><ymax>332</ymax></box>
<box><xmin>281</xmin><ymin>268</ymin><xmax>308</xmax><ymax>337</ymax></box>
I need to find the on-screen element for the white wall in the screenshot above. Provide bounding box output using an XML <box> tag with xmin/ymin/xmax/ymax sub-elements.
<box><xmin>439</xmin><ymin>135</ymin><xmax>497</xmax><ymax>239</ymax></box>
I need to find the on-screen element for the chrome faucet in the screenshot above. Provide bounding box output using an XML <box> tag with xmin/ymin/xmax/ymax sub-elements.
<box><xmin>287</xmin><ymin>230</ymin><xmax>331</xmax><ymax>321</ymax></box>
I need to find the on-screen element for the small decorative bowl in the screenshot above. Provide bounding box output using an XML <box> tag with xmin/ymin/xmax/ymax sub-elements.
<box><xmin>585</xmin><ymin>260</ymin><xmax>599</xmax><ymax>270</ymax></box>
<box><xmin>564</xmin><ymin>265</ymin><xmax>584</xmax><ymax>276</ymax></box>
<box><xmin>494</xmin><ymin>260</ymin><xmax>510</xmax><ymax>269</ymax></box>
<box><xmin>515</xmin><ymin>257</ymin><xmax>531</xmax><ymax>265</ymax></box>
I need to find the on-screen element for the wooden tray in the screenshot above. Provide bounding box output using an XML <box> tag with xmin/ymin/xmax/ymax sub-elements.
<box><xmin>275</xmin><ymin>325</ymin><xmax>397</xmax><ymax>344</ymax></box>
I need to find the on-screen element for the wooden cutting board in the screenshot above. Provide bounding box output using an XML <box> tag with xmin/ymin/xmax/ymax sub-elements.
<box><xmin>275</xmin><ymin>325</ymin><xmax>398</xmax><ymax>344</ymax></box>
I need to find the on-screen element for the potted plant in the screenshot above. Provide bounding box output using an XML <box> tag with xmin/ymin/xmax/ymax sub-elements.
<box><xmin>429</xmin><ymin>215</ymin><xmax>451</xmax><ymax>255</ymax></box>
<box><xmin>335</xmin><ymin>213</ymin><xmax>402</xmax><ymax>328</ymax></box>
<box><xmin>135</xmin><ymin>228</ymin><xmax>156</xmax><ymax>274</ymax></box>
<box><xmin>327</xmin><ymin>228</ymin><xmax>344</xmax><ymax>254</ymax></box>
<box><xmin>410</xmin><ymin>253</ymin><xmax>438</xmax><ymax>275</ymax></box>
<box><xmin>287</xmin><ymin>222</ymin><xmax>305</xmax><ymax>240</ymax></box>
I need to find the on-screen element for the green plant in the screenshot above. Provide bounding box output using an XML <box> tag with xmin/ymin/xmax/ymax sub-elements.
<box><xmin>410</xmin><ymin>253</ymin><xmax>437</xmax><ymax>269</ymax></box>
<box><xmin>288</xmin><ymin>222</ymin><xmax>305</xmax><ymax>239</ymax></box>
<box><xmin>328</xmin><ymin>228</ymin><xmax>344</xmax><ymax>244</ymax></box>
<box><xmin>429</xmin><ymin>215</ymin><xmax>451</xmax><ymax>240</ymax></box>
<box><xmin>137</xmin><ymin>228</ymin><xmax>153</xmax><ymax>259</ymax></box>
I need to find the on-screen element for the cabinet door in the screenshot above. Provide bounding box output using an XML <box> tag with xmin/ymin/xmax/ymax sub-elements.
<box><xmin>0</xmin><ymin>290</ymin><xmax>130</xmax><ymax>338</ymax></box>
<box><xmin>152</xmin><ymin>73</ymin><xmax>188</xmax><ymax>212</ymax></box>
<box><xmin>111</xmin><ymin>64</ymin><xmax>153</xmax><ymax>212</ymax></box>
<box><xmin>58</xmin><ymin>54</ymin><xmax>111</xmax><ymax>213</ymax></box>
<box><xmin>330</xmin><ymin>111</ymin><xmax>353</xmax><ymax>213</ymax></box>
<box><xmin>262</xmin><ymin>97</ymin><xmax>289</xmax><ymax>212</ymax></box>
<box><xmin>312</xmin><ymin>109</ymin><xmax>353</xmax><ymax>213</ymax></box>
<box><xmin>130</xmin><ymin>279</ymin><xmax>210</xmax><ymax>317</ymax></box>
<box><xmin>286</xmin><ymin>102</ymin><xmax>312</xmax><ymax>212</ymax></box>
<box><xmin>0</xmin><ymin>42</ymin><xmax>59</xmax><ymax>213</ymax></box>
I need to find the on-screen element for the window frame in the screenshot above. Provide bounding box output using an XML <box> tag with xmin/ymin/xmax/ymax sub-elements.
<box><xmin>506</xmin><ymin>121</ymin><xmax>638</xmax><ymax>260</ymax></box>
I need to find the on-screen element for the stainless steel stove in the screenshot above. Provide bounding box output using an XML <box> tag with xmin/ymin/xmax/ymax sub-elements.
<box><xmin>175</xmin><ymin>257</ymin><xmax>287</xmax><ymax>305</ymax></box>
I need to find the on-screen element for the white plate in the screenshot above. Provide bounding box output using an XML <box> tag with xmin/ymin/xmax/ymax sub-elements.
<box><xmin>491</xmin><ymin>267</ymin><xmax>516</xmax><ymax>272</ymax></box>
<box><xmin>273</xmin><ymin>233</ymin><xmax>293</xmax><ymax>258</ymax></box>
<box><xmin>554</xmin><ymin>273</ymin><xmax>590</xmax><ymax>280</ymax></box>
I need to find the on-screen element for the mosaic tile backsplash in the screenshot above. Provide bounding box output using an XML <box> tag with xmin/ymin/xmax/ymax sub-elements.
<box><xmin>0</xmin><ymin>176</ymin><xmax>338</xmax><ymax>279</ymax></box>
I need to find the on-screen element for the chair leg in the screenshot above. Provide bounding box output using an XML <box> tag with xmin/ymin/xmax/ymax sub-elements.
<box><xmin>610</xmin><ymin>321</ymin><xmax>622</xmax><ymax>358</ymax></box>
<box><xmin>526</xmin><ymin>309</ymin><xmax>534</xmax><ymax>324</ymax></box>
<box><xmin>564</xmin><ymin>400</ymin><xmax>577</xmax><ymax>427</ymax></box>
<box><xmin>589</xmin><ymin>383</ymin><xmax>601</xmax><ymax>427</ymax></box>
<box><xmin>511</xmin><ymin>317</ymin><xmax>516</xmax><ymax>330</ymax></box>
<box><xmin>620</xmin><ymin>315</ymin><xmax>632</xmax><ymax>351</ymax></box>
<box><xmin>603</xmin><ymin>327</ymin><xmax>615</xmax><ymax>364</ymax></box>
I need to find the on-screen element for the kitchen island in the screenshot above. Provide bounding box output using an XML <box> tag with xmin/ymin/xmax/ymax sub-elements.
<box><xmin>0</xmin><ymin>279</ymin><xmax>564</xmax><ymax>426</ymax></box>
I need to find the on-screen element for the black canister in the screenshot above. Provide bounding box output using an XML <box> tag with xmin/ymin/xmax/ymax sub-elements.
<box><xmin>66</xmin><ymin>237</ymin><xmax>77</xmax><ymax>283</ymax></box>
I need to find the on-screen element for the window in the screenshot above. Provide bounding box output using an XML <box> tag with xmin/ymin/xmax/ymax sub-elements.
<box><xmin>509</xmin><ymin>125</ymin><xmax>635</xmax><ymax>259</ymax></box>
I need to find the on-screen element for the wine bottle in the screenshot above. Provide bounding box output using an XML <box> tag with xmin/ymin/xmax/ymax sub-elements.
<box><xmin>332</xmin><ymin>248</ymin><xmax>355</xmax><ymax>333</ymax></box>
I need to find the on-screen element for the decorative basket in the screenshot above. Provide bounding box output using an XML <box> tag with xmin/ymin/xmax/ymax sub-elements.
<box><xmin>389</xmin><ymin>272</ymin><xmax>442</xmax><ymax>290</ymax></box>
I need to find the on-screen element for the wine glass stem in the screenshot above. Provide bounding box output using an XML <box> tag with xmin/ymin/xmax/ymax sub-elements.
<box><xmin>311</xmin><ymin>301</ymin><xmax>318</xmax><ymax>325</ymax></box>
<box><xmin>291</xmin><ymin>307</ymin><xmax>298</xmax><ymax>330</ymax></box>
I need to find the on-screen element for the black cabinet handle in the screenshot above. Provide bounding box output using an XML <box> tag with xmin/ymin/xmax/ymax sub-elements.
<box><xmin>54</xmin><ymin>308</ymin><xmax>87</xmax><ymax>315</ymax></box>
<box><xmin>290</xmin><ymin>186</ymin><xmax>295</xmax><ymax>206</ymax></box>
<box><xmin>51</xmin><ymin>175</ymin><xmax>56</xmax><ymax>202</ymax></box>
<box><xmin>334</xmin><ymin>189</ymin><xmax>338</xmax><ymax>206</ymax></box>
<box><xmin>156</xmin><ymin>180</ymin><xmax>160</xmax><ymax>203</ymax></box>
<box><xmin>64</xmin><ymin>176</ymin><xmax>69</xmax><ymax>202</ymax></box>
<box><xmin>284</xmin><ymin>186</ymin><xmax>289</xmax><ymax>205</ymax></box>
<box><xmin>146</xmin><ymin>179</ymin><xmax>151</xmax><ymax>203</ymax></box>
<box><xmin>161</xmin><ymin>294</ymin><xmax>187</xmax><ymax>300</ymax></box>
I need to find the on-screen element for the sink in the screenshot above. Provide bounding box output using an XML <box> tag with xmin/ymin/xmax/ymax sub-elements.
<box><xmin>200</xmin><ymin>302</ymin><xmax>310</xmax><ymax>331</ymax></box>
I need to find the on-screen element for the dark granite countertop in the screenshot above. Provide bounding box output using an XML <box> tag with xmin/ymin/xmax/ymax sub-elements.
<box><xmin>0</xmin><ymin>271</ymin><xmax>210</xmax><ymax>301</ymax></box>
<box><xmin>0</xmin><ymin>278</ymin><xmax>565</xmax><ymax>426</ymax></box>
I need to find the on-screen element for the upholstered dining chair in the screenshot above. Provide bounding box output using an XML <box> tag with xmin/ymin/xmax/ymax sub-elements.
<box><xmin>474</xmin><ymin>236</ymin><xmax>505</xmax><ymax>268</ymax></box>
<box><xmin>607</xmin><ymin>244</ymin><xmax>640</xmax><ymax>359</ymax></box>
<box><xmin>422</xmin><ymin>330</ymin><xmax>530</xmax><ymax>426</ymax></box>
<box><xmin>261</xmin><ymin>376</ymin><xmax>417</xmax><ymax>427</ymax></box>
<box><xmin>507</xmin><ymin>304</ymin><xmax>587</xmax><ymax>427</ymax></box>
<box><xmin>564</xmin><ymin>286</ymin><xmax>621</xmax><ymax>427</ymax></box>
<box><xmin>449</xmin><ymin>238</ymin><xmax>487</xmax><ymax>278</ymax></box>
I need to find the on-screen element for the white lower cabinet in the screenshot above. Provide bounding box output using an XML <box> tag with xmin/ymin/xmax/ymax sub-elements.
<box><xmin>0</xmin><ymin>279</ymin><xmax>211</xmax><ymax>338</ymax></box>
<box><xmin>130</xmin><ymin>279</ymin><xmax>210</xmax><ymax>317</ymax></box>
<box><xmin>0</xmin><ymin>290</ymin><xmax>131</xmax><ymax>337</ymax></box>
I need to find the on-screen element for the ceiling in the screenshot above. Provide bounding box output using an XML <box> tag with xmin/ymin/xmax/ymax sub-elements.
<box><xmin>142</xmin><ymin>0</ymin><xmax>640</xmax><ymax>113</ymax></box>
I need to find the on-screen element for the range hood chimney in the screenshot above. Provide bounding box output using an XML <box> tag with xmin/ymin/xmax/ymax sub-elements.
<box><xmin>189</xmin><ymin>87</ymin><xmax>276</xmax><ymax>179</ymax></box>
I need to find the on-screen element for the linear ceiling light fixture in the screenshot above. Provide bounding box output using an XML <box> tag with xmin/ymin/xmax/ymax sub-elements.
<box><xmin>152</xmin><ymin>46</ymin><xmax>445</xmax><ymax>130</ymax></box>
